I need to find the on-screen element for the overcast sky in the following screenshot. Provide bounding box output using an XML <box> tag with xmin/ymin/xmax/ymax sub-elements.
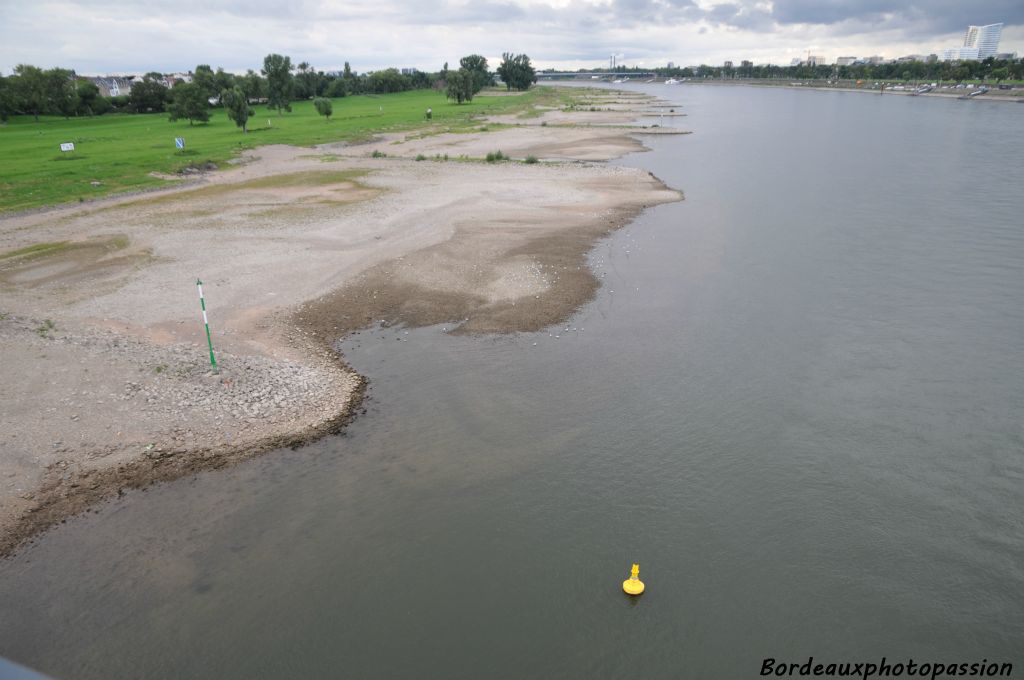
<box><xmin>2</xmin><ymin>0</ymin><xmax>1021</xmax><ymax>75</ymax></box>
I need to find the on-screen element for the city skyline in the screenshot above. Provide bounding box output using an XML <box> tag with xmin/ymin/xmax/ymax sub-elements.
<box><xmin>1</xmin><ymin>1</ymin><xmax>1022</xmax><ymax>75</ymax></box>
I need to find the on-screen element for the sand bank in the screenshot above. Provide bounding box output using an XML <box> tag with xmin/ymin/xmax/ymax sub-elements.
<box><xmin>0</xmin><ymin>88</ymin><xmax>684</xmax><ymax>555</ymax></box>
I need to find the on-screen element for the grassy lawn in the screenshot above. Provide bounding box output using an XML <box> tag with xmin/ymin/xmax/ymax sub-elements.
<box><xmin>0</xmin><ymin>87</ymin><xmax>561</xmax><ymax>215</ymax></box>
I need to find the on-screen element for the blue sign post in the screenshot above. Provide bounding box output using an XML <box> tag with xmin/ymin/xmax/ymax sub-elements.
<box><xmin>175</xmin><ymin>137</ymin><xmax>185</xmax><ymax>150</ymax></box>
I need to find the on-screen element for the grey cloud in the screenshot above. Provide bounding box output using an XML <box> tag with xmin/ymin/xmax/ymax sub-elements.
<box><xmin>769</xmin><ymin>0</ymin><xmax>1024</xmax><ymax>33</ymax></box>
<box><xmin>704</xmin><ymin>3</ymin><xmax>774</xmax><ymax>31</ymax></box>
<box><xmin>1</xmin><ymin>0</ymin><xmax>1021</xmax><ymax>75</ymax></box>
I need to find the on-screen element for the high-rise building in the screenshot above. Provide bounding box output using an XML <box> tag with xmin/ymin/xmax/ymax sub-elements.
<box><xmin>836</xmin><ymin>56</ymin><xmax>857</xmax><ymax>66</ymax></box>
<box><xmin>943</xmin><ymin>22</ymin><xmax>1003</xmax><ymax>60</ymax></box>
<box><xmin>962</xmin><ymin>23</ymin><xmax>1003</xmax><ymax>58</ymax></box>
<box><xmin>723</xmin><ymin>60</ymin><xmax>733</xmax><ymax>68</ymax></box>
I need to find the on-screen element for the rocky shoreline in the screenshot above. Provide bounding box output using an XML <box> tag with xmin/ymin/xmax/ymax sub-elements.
<box><xmin>0</xmin><ymin>313</ymin><xmax>364</xmax><ymax>556</ymax></box>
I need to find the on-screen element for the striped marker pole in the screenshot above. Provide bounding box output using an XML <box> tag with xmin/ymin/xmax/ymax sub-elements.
<box><xmin>196</xmin><ymin>278</ymin><xmax>218</xmax><ymax>373</ymax></box>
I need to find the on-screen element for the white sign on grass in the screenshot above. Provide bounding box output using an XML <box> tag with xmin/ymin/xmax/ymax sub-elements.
<box><xmin>60</xmin><ymin>142</ymin><xmax>75</xmax><ymax>152</ymax></box>
<box><xmin>175</xmin><ymin>137</ymin><xmax>185</xmax><ymax>149</ymax></box>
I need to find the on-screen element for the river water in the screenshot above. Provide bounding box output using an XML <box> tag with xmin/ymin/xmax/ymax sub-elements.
<box><xmin>2</xmin><ymin>85</ymin><xmax>1022</xmax><ymax>679</ymax></box>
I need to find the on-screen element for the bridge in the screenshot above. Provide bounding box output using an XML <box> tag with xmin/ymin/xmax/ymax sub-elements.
<box><xmin>537</xmin><ymin>72</ymin><xmax>658</xmax><ymax>80</ymax></box>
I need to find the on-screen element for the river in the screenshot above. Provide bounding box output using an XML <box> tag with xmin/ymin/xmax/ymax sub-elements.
<box><xmin>2</xmin><ymin>84</ymin><xmax>1022</xmax><ymax>679</ymax></box>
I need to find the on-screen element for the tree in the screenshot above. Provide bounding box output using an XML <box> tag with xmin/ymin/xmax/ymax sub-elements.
<box><xmin>168</xmin><ymin>82</ymin><xmax>210</xmax><ymax>125</ymax></box>
<box><xmin>193</xmin><ymin>64</ymin><xmax>217</xmax><ymax>102</ymax></box>
<box><xmin>46</xmin><ymin>68</ymin><xmax>78</xmax><ymax>118</ymax></box>
<box><xmin>445</xmin><ymin>69</ymin><xmax>474</xmax><ymax>104</ymax></box>
<box><xmin>213</xmin><ymin>68</ymin><xmax>235</xmax><ymax>97</ymax></box>
<box><xmin>325</xmin><ymin>77</ymin><xmax>347</xmax><ymax>98</ymax></box>
<box><xmin>76</xmin><ymin>80</ymin><xmax>101</xmax><ymax>116</ymax></box>
<box><xmin>240</xmin><ymin>69</ymin><xmax>265</xmax><ymax>101</ymax></box>
<box><xmin>459</xmin><ymin>54</ymin><xmax>491</xmax><ymax>94</ymax></box>
<box><xmin>0</xmin><ymin>75</ymin><xmax>16</xmax><ymax>122</ymax></box>
<box><xmin>341</xmin><ymin>61</ymin><xmax>357</xmax><ymax>95</ymax></box>
<box><xmin>13</xmin><ymin>64</ymin><xmax>47</xmax><ymax>121</ymax></box>
<box><xmin>130</xmin><ymin>73</ymin><xmax>169</xmax><ymax>113</ymax></box>
<box><xmin>365</xmin><ymin>68</ymin><xmax>412</xmax><ymax>94</ymax></box>
<box><xmin>496</xmin><ymin>53</ymin><xmax>537</xmax><ymax>91</ymax></box>
<box><xmin>262</xmin><ymin>53</ymin><xmax>294</xmax><ymax>115</ymax></box>
<box><xmin>221</xmin><ymin>87</ymin><xmax>253</xmax><ymax>133</ymax></box>
<box><xmin>313</xmin><ymin>96</ymin><xmax>332</xmax><ymax>121</ymax></box>
<box><xmin>296</xmin><ymin>61</ymin><xmax>320</xmax><ymax>99</ymax></box>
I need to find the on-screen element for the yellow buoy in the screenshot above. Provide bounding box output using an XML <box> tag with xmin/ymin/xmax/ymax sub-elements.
<box><xmin>622</xmin><ymin>563</ymin><xmax>645</xmax><ymax>595</ymax></box>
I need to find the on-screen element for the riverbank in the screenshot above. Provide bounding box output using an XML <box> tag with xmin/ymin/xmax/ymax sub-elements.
<box><xmin>676</xmin><ymin>78</ymin><xmax>1022</xmax><ymax>102</ymax></box>
<box><xmin>0</xmin><ymin>88</ymin><xmax>683</xmax><ymax>555</ymax></box>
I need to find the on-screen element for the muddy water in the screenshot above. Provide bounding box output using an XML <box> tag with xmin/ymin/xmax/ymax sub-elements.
<box><xmin>2</xmin><ymin>85</ymin><xmax>1023</xmax><ymax>679</ymax></box>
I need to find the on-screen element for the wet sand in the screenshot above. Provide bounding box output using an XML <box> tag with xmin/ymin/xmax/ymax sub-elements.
<box><xmin>0</xmin><ymin>88</ymin><xmax>683</xmax><ymax>555</ymax></box>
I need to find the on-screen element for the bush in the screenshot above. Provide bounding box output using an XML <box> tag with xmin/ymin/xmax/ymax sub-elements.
<box><xmin>313</xmin><ymin>97</ymin><xmax>333</xmax><ymax>121</ymax></box>
<box><xmin>485</xmin><ymin>150</ymin><xmax>505</xmax><ymax>162</ymax></box>
<box><xmin>371</xmin><ymin>150</ymin><xmax>386</xmax><ymax>158</ymax></box>
<box><xmin>524</xmin><ymin>155</ymin><xmax>538</xmax><ymax>164</ymax></box>
<box><xmin>91</xmin><ymin>97</ymin><xmax>113</xmax><ymax>116</ymax></box>
<box><xmin>415</xmin><ymin>154</ymin><xmax>426</xmax><ymax>161</ymax></box>
<box><xmin>107</xmin><ymin>95</ymin><xmax>131</xmax><ymax>112</ymax></box>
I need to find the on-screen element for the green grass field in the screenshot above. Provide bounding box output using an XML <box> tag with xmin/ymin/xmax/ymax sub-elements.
<box><xmin>0</xmin><ymin>87</ymin><xmax>566</xmax><ymax>215</ymax></box>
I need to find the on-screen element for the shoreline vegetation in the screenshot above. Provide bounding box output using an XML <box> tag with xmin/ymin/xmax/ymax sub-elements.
<box><xmin>544</xmin><ymin>54</ymin><xmax>1024</xmax><ymax>91</ymax></box>
<box><xmin>0</xmin><ymin>85</ymin><xmax>685</xmax><ymax>556</ymax></box>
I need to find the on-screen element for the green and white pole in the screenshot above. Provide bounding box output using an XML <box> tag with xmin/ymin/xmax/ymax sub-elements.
<box><xmin>196</xmin><ymin>278</ymin><xmax>218</xmax><ymax>373</ymax></box>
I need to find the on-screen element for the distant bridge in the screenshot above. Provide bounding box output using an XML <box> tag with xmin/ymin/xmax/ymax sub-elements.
<box><xmin>537</xmin><ymin>72</ymin><xmax>658</xmax><ymax>80</ymax></box>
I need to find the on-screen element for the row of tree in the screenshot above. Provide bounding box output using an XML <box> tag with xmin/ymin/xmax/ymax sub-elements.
<box><xmin>0</xmin><ymin>52</ymin><xmax>538</xmax><ymax>123</ymax></box>
<box><xmin>443</xmin><ymin>53</ymin><xmax>537</xmax><ymax>103</ymax></box>
<box><xmin>576</xmin><ymin>56</ymin><xmax>1023</xmax><ymax>84</ymax></box>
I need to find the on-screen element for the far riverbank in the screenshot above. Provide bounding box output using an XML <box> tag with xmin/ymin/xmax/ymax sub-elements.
<box><xmin>674</xmin><ymin>78</ymin><xmax>1022</xmax><ymax>103</ymax></box>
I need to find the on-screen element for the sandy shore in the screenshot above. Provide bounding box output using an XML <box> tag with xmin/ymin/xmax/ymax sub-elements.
<box><xmin>0</xmin><ymin>88</ymin><xmax>684</xmax><ymax>555</ymax></box>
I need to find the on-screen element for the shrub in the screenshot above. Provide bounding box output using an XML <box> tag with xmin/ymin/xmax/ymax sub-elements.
<box><xmin>107</xmin><ymin>95</ymin><xmax>131</xmax><ymax>112</ymax></box>
<box><xmin>371</xmin><ymin>150</ymin><xmax>386</xmax><ymax>158</ymax></box>
<box><xmin>35</xmin><ymin>319</ymin><xmax>55</xmax><ymax>338</ymax></box>
<box><xmin>415</xmin><ymin>154</ymin><xmax>426</xmax><ymax>161</ymax></box>
<box><xmin>524</xmin><ymin>155</ymin><xmax>538</xmax><ymax>164</ymax></box>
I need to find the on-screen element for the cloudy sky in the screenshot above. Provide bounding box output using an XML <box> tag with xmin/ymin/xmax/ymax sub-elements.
<box><xmin>2</xmin><ymin>0</ymin><xmax>1021</xmax><ymax>75</ymax></box>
